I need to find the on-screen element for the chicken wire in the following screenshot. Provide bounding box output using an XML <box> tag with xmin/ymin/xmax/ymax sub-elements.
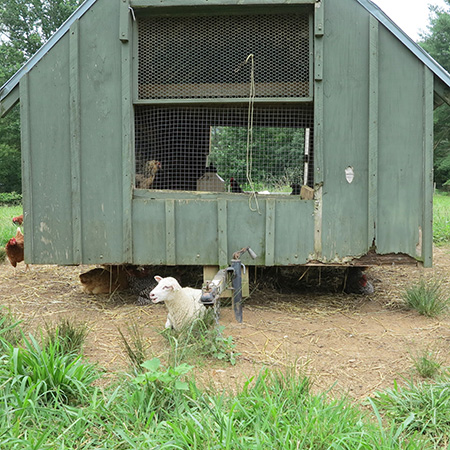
<box><xmin>137</xmin><ymin>12</ymin><xmax>310</xmax><ymax>100</ymax></box>
<box><xmin>134</xmin><ymin>105</ymin><xmax>314</xmax><ymax>193</ymax></box>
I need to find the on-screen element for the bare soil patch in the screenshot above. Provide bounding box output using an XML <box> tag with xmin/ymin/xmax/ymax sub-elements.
<box><xmin>2</xmin><ymin>247</ymin><xmax>450</xmax><ymax>400</ymax></box>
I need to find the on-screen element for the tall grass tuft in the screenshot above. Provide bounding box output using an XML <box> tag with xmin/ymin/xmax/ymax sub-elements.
<box><xmin>44</xmin><ymin>318</ymin><xmax>89</xmax><ymax>357</ymax></box>
<box><xmin>410</xmin><ymin>346</ymin><xmax>443</xmax><ymax>379</ymax></box>
<box><xmin>402</xmin><ymin>279</ymin><xmax>449</xmax><ymax>317</ymax></box>
<box><xmin>118</xmin><ymin>321</ymin><xmax>148</xmax><ymax>371</ymax></box>
<box><xmin>0</xmin><ymin>333</ymin><xmax>99</xmax><ymax>406</ymax></box>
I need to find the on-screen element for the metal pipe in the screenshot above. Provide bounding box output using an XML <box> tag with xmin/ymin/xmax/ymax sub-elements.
<box><xmin>231</xmin><ymin>259</ymin><xmax>243</xmax><ymax>323</ymax></box>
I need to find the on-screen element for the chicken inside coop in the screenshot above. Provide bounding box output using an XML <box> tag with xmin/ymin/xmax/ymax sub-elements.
<box><xmin>134</xmin><ymin>105</ymin><xmax>315</xmax><ymax>195</ymax></box>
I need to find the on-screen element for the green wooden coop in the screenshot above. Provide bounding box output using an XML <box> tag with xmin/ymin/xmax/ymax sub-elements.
<box><xmin>2</xmin><ymin>0</ymin><xmax>450</xmax><ymax>274</ymax></box>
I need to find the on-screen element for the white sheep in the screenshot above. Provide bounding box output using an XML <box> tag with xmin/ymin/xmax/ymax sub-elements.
<box><xmin>149</xmin><ymin>276</ymin><xmax>206</xmax><ymax>331</ymax></box>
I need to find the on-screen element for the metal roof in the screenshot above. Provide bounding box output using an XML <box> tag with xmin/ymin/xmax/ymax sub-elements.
<box><xmin>2</xmin><ymin>0</ymin><xmax>450</xmax><ymax>104</ymax></box>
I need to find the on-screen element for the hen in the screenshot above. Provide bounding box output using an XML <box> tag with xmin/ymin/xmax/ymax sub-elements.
<box><xmin>5</xmin><ymin>228</ymin><xmax>28</xmax><ymax>273</ymax></box>
<box><xmin>344</xmin><ymin>267</ymin><xmax>374</xmax><ymax>295</ymax></box>
<box><xmin>12</xmin><ymin>214</ymin><xmax>24</xmax><ymax>226</ymax></box>
<box><xmin>230</xmin><ymin>177</ymin><xmax>243</xmax><ymax>193</ymax></box>
<box><xmin>136</xmin><ymin>160</ymin><xmax>162</xmax><ymax>189</ymax></box>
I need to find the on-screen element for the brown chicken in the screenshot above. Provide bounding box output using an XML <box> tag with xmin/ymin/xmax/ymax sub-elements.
<box><xmin>136</xmin><ymin>160</ymin><xmax>162</xmax><ymax>189</ymax></box>
<box><xmin>5</xmin><ymin>228</ymin><xmax>28</xmax><ymax>272</ymax></box>
<box><xmin>12</xmin><ymin>214</ymin><xmax>24</xmax><ymax>226</ymax></box>
<box><xmin>79</xmin><ymin>265</ymin><xmax>129</xmax><ymax>294</ymax></box>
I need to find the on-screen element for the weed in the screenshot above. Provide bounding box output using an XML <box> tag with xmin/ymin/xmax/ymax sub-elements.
<box><xmin>118</xmin><ymin>321</ymin><xmax>148</xmax><ymax>371</ymax></box>
<box><xmin>44</xmin><ymin>318</ymin><xmax>89</xmax><ymax>357</ymax></box>
<box><xmin>402</xmin><ymin>279</ymin><xmax>449</xmax><ymax>317</ymax></box>
<box><xmin>410</xmin><ymin>346</ymin><xmax>443</xmax><ymax>379</ymax></box>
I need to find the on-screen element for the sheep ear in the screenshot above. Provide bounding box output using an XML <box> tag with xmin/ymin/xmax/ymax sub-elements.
<box><xmin>155</xmin><ymin>276</ymin><xmax>162</xmax><ymax>282</ymax></box>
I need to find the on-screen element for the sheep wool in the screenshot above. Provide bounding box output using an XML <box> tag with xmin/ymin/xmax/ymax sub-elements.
<box><xmin>149</xmin><ymin>276</ymin><xmax>206</xmax><ymax>331</ymax></box>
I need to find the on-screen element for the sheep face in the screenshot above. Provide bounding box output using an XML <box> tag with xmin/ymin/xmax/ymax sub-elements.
<box><xmin>149</xmin><ymin>276</ymin><xmax>181</xmax><ymax>304</ymax></box>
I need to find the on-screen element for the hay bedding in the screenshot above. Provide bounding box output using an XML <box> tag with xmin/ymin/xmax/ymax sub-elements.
<box><xmin>1</xmin><ymin>247</ymin><xmax>450</xmax><ymax>400</ymax></box>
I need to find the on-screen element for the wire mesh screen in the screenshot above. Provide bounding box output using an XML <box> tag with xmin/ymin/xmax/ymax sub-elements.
<box><xmin>137</xmin><ymin>12</ymin><xmax>310</xmax><ymax>100</ymax></box>
<box><xmin>134</xmin><ymin>105</ymin><xmax>314</xmax><ymax>193</ymax></box>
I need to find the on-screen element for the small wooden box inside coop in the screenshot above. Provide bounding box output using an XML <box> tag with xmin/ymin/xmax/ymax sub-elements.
<box><xmin>197</xmin><ymin>172</ymin><xmax>226</xmax><ymax>192</ymax></box>
<box><xmin>300</xmin><ymin>185</ymin><xmax>314</xmax><ymax>200</ymax></box>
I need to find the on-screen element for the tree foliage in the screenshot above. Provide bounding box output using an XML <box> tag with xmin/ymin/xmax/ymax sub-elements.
<box><xmin>420</xmin><ymin>0</ymin><xmax>450</xmax><ymax>188</ymax></box>
<box><xmin>0</xmin><ymin>0</ymin><xmax>81</xmax><ymax>193</ymax></box>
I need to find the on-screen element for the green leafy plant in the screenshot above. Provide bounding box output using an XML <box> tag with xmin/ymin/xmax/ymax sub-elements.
<box><xmin>1</xmin><ymin>334</ymin><xmax>98</xmax><ymax>406</ymax></box>
<box><xmin>402</xmin><ymin>279</ymin><xmax>449</xmax><ymax>317</ymax></box>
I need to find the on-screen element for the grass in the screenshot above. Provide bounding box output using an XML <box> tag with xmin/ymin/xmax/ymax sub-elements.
<box><xmin>433</xmin><ymin>193</ymin><xmax>450</xmax><ymax>245</ymax></box>
<box><xmin>44</xmin><ymin>318</ymin><xmax>90</xmax><ymax>357</ymax></box>
<box><xmin>372</xmin><ymin>378</ymin><xmax>450</xmax><ymax>448</ymax></box>
<box><xmin>402</xmin><ymin>278</ymin><xmax>449</xmax><ymax>317</ymax></box>
<box><xmin>0</xmin><ymin>308</ymin><xmax>450</xmax><ymax>448</ymax></box>
<box><xmin>161</xmin><ymin>309</ymin><xmax>240</xmax><ymax>366</ymax></box>
<box><xmin>410</xmin><ymin>346</ymin><xmax>444</xmax><ymax>379</ymax></box>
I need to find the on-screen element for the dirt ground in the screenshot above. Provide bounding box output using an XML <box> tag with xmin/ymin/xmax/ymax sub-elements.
<box><xmin>1</xmin><ymin>247</ymin><xmax>450</xmax><ymax>401</ymax></box>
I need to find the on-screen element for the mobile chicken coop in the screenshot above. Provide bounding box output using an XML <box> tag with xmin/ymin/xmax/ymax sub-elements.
<box><xmin>2</xmin><ymin>0</ymin><xmax>450</xmax><ymax>275</ymax></box>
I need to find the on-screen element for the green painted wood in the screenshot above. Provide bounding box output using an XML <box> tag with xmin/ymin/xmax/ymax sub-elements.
<box><xmin>77</xmin><ymin>0</ymin><xmax>124</xmax><ymax>264</ymax></box>
<box><xmin>265</xmin><ymin>198</ymin><xmax>275</xmax><ymax>265</ymax></box>
<box><xmin>368</xmin><ymin>15</ymin><xmax>378</xmax><ymax>248</ymax></box>
<box><xmin>132</xmin><ymin>198</ymin><xmax>166</xmax><ymax>264</ymax></box>
<box><xmin>165</xmin><ymin>199</ymin><xmax>176</xmax><ymax>264</ymax></box>
<box><xmin>376</xmin><ymin>25</ymin><xmax>424</xmax><ymax>256</ymax></box>
<box><xmin>313</xmin><ymin>1</ymin><xmax>325</xmax><ymax>258</ymax></box>
<box><xmin>19</xmin><ymin>75</ymin><xmax>33</xmax><ymax>262</ymax></box>
<box><xmin>423</xmin><ymin>67</ymin><xmax>434</xmax><ymax>268</ymax></box>
<box><xmin>171</xmin><ymin>199</ymin><xmax>220</xmax><ymax>265</ymax></box>
<box><xmin>273</xmin><ymin>199</ymin><xmax>315</xmax><ymax>264</ymax></box>
<box><xmin>120</xmin><ymin>0</ymin><xmax>130</xmax><ymax>42</ymax></box>
<box><xmin>314</xmin><ymin>0</ymin><xmax>324</xmax><ymax>37</ymax></box>
<box><xmin>133</xmin><ymin>97</ymin><xmax>314</xmax><ymax>106</ymax></box>
<box><xmin>218</xmin><ymin>199</ymin><xmax>228</xmax><ymax>267</ymax></box>
<box><xmin>27</xmin><ymin>34</ymin><xmax>75</xmax><ymax>264</ymax></box>
<box><xmin>69</xmin><ymin>21</ymin><xmax>82</xmax><ymax>264</ymax></box>
<box><xmin>121</xmin><ymin>24</ymin><xmax>133</xmax><ymax>262</ymax></box>
<box><xmin>320</xmin><ymin>0</ymin><xmax>370</xmax><ymax>262</ymax></box>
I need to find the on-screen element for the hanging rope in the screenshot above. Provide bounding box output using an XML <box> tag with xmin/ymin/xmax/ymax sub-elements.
<box><xmin>238</xmin><ymin>54</ymin><xmax>260</xmax><ymax>214</ymax></box>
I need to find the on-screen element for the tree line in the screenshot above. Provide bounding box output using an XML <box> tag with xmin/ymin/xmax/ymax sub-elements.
<box><xmin>1</xmin><ymin>0</ymin><xmax>450</xmax><ymax>192</ymax></box>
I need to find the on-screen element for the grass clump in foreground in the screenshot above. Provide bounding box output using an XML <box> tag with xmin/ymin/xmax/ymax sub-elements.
<box><xmin>402</xmin><ymin>279</ymin><xmax>449</xmax><ymax>317</ymax></box>
<box><xmin>0</xmin><ymin>312</ymin><xmax>447</xmax><ymax>449</ymax></box>
<box><xmin>372</xmin><ymin>377</ymin><xmax>450</xmax><ymax>448</ymax></box>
